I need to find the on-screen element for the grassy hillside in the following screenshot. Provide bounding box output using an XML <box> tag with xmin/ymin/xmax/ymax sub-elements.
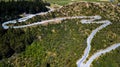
<box><xmin>0</xmin><ymin>19</ymin><xmax>100</xmax><ymax>67</ymax></box>
<box><xmin>92</xmin><ymin>47</ymin><xmax>120</xmax><ymax>67</ymax></box>
<box><xmin>0</xmin><ymin>2</ymin><xmax>120</xmax><ymax>67</ymax></box>
<box><xmin>44</xmin><ymin>0</ymin><xmax>111</xmax><ymax>5</ymax></box>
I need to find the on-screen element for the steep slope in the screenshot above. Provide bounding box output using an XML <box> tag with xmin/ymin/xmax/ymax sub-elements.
<box><xmin>0</xmin><ymin>2</ymin><xmax>120</xmax><ymax>67</ymax></box>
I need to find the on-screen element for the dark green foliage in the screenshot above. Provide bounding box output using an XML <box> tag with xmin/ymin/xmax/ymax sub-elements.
<box><xmin>0</xmin><ymin>0</ymin><xmax>50</xmax><ymax>60</ymax></box>
<box><xmin>0</xmin><ymin>61</ymin><xmax>13</xmax><ymax>67</ymax></box>
<box><xmin>0</xmin><ymin>0</ymin><xmax>50</xmax><ymax>23</ymax></box>
<box><xmin>0</xmin><ymin>27</ymin><xmax>37</xmax><ymax>59</ymax></box>
<box><xmin>0</xmin><ymin>2</ymin><xmax>120</xmax><ymax>67</ymax></box>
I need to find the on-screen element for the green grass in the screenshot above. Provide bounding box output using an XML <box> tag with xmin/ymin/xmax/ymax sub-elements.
<box><xmin>44</xmin><ymin>0</ymin><xmax>109</xmax><ymax>5</ymax></box>
<box><xmin>44</xmin><ymin>0</ymin><xmax>74</xmax><ymax>5</ymax></box>
<box><xmin>92</xmin><ymin>47</ymin><xmax>120</xmax><ymax>67</ymax></box>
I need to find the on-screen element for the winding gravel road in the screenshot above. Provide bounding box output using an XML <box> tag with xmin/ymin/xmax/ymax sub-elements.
<box><xmin>76</xmin><ymin>19</ymin><xmax>120</xmax><ymax>67</ymax></box>
<box><xmin>2</xmin><ymin>7</ymin><xmax>120</xmax><ymax>67</ymax></box>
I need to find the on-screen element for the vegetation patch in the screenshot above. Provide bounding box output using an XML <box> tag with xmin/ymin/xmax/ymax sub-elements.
<box><xmin>0</xmin><ymin>19</ymin><xmax>100</xmax><ymax>67</ymax></box>
<box><xmin>0</xmin><ymin>1</ymin><xmax>120</xmax><ymax>67</ymax></box>
<box><xmin>0</xmin><ymin>0</ymin><xmax>50</xmax><ymax>23</ymax></box>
